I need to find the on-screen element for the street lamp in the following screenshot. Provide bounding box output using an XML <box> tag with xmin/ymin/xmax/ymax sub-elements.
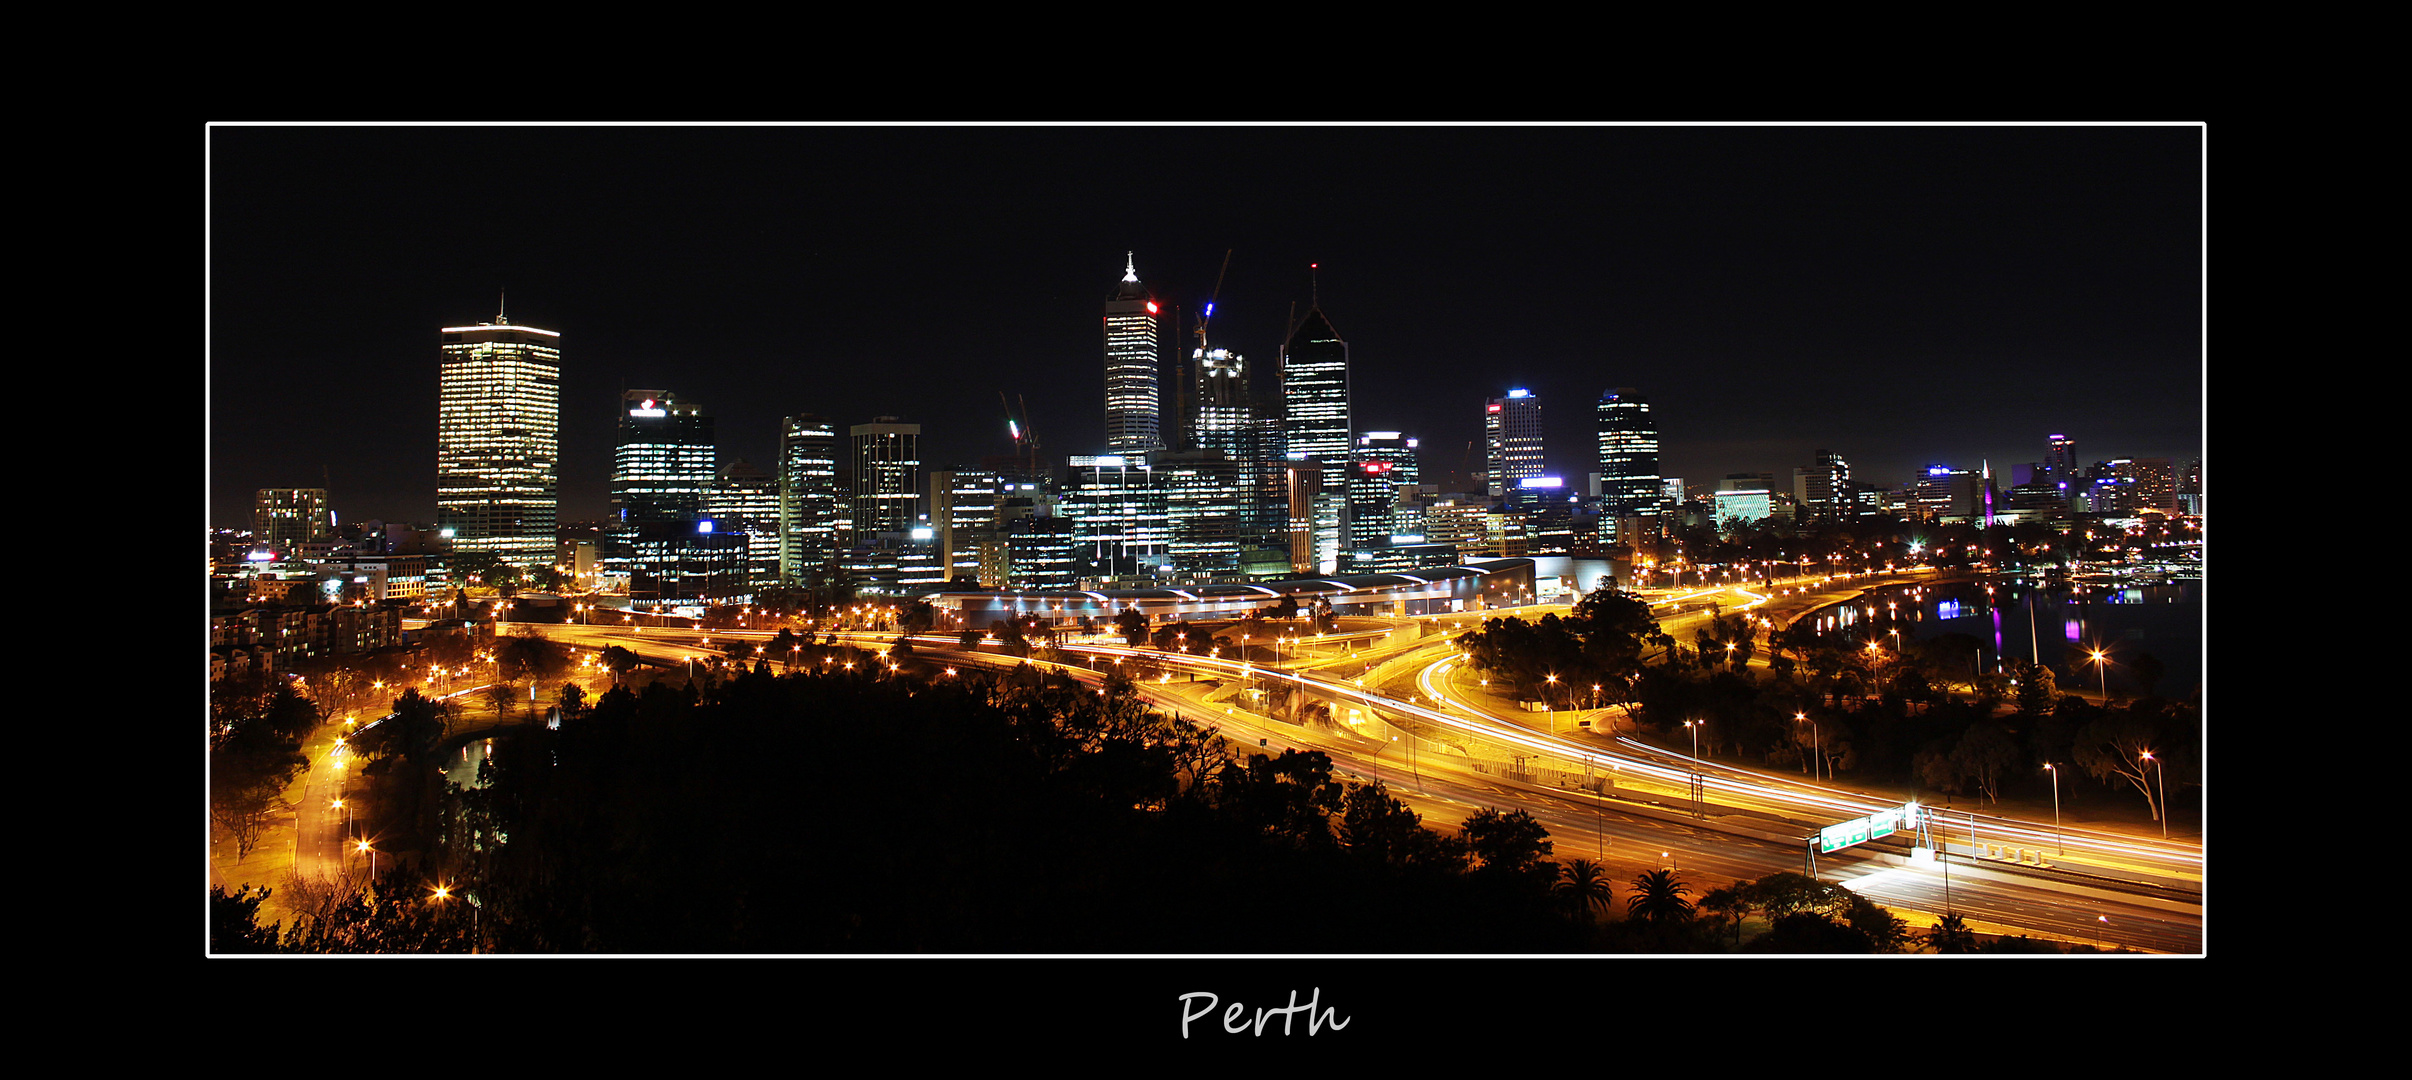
<box><xmin>2043</xmin><ymin>762</ymin><xmax>2063</xmax><ymax>854</ymax></box>
<box><xmin>1683</xmin><ymin>719</ymin><xmax>1704</xmax><ymax>818</ymax></box>
<box><xmin>1796</xmin><ymin>711</ymin><xmax>1819</xmax><ymax>781</ymax></box>
<box><xmin>2142</xmin><ymin>751</ymin><xmax>2167</xmax><ymax>839</ymax></box>
<box><xmin>2090</xmin><ymin>648</ymin><xmax>2110</xmax><ymax>701</ymax></box>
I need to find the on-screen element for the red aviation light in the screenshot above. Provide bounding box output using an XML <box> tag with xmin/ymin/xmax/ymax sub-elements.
<box><xmin>1146</xmin><ymin>301</ymin><xmax>1159</xmax><ymax>314</ymax></box>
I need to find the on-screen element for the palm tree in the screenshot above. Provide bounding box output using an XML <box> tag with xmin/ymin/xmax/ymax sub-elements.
<box><xmin>1924</xmin><ymin>912</ymin><xmax>1976</xmax><ymax>954</ymax></box>
<box><xmin>1626</xmin><ymin>869</ymin><xmax>1694</xmax><ymax>924</ymax></box>
<box><xmin>1553</xmin><ymin>859</ymin><xmax>1614</xmax><ymax>926</ymax></box>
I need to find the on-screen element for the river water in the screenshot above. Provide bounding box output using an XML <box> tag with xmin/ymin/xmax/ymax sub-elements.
<box><xmin>1804</xmin><ymin>579</ymin><xmax>2202</xmax><ymax>700</ymax></box>
<box><xmin>1521</xmin><ymin>556</ymin><xmax>2202</xmax><ymax>699</ymax></box>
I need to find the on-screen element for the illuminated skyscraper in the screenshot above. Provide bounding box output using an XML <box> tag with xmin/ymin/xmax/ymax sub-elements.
<box><xmin>710</xmin><ymin>458</ymin><xmax>781</xmax><ymax>588</ymax></box>
<box><xmin>1064</xmin><ymin>454</ymin><xmax>1168</xmax><ymax>578</ymax></box>
<box><xmin>850</xmin><ymin>418</ymin><xmax>922</xmax><ymax>539</ymax></box>
<box><xmin>778</xmin><ymin>414</ymin><xmax>842</xmax><ymax>584</ymax></box>
<box><xmin>1104</xmin><ymin>254</ymin><xmax>1163</xmax><ymax>457</ymax></box>
<box><xmin>1485</xmin><ymin>389</ymin><xmax>1544</xmax><ymax>499</ymax></box>
<box><xmin>1350</xmin><ymin>431</ymin><xmax>1420</xmax><ymax>548</ymax></box>
<box><xmin>1281</xmin><ymin>303</ymin><xmax>1350</xmax><ymax>569</ymax></box>
<box><xmin>2043</xmin><ymin>433</ymin><xmax>2078</xmax><ymax>484</ymax></box>
<box><xmin>436</xmin><ymin>308</ymin><xmax>560</xmax><ymax>567</ymax></box>
<box><xmin>611</xmin><ymin>391</ymin><xmax>715</xmax><ymax>526</ymax></box>
<box><xmin>1796</xmin><ymin>449</ymin><xmax>1853</xmax><ymax>522</ymax></box>
<box><xmin>1595</xmin><ymin>387</ymin><xmax>1659</xmax><ymax>543</ymax></box>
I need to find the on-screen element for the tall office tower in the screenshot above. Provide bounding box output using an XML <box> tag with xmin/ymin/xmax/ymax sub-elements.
<box><xmin>1154</xmin><ymin>449</ymin><xmax>1248</xmax><ymax>575</ymax></box>
<box><xmin>1063</xmin><ymin>454</ymin><xmax>1168</xmax><ymax>579</ymax></box>
<box><xmin>1484</xmin><ymin>389</ymin><xmax>1544</xmax><ymax>499</ymax></box>
<box><xmin>611</xmin><ymin>392</ymin><xmax>716</xmax><ymax>526</ymax></box>
<box><xmin>1281</xmin><ymin>304</ymin><xmax>1350</xmax><ymax>568</ymax></box>
<box><xmin>850</xmin><ymin>418</ymin><xmax>922</xmax><ymax>540</ymax></box>
<box><xmin>2043</xmin><ymin>433</ymin><xmax>2078</xmax><ymax>484</ymax></box>
<box><xmin>1188</xmin><ymin>344</ymin><xmax>1277</xmax><ymax>539</ymax></box>
<box><xmin>1103</xmin><ymin>254</ymin><xmax>1163</xmax><ymax>457</ymax></box>
<box><xmin>1190</xmin><ymin>347</ymin><xmax>1254</xmax><ymax>456</ymax></box>
<box><xmin>1349</xmin><ymin>431</ymin><xmax>1420</xmax><ymax>548</ymax></box>
<box><xmin>777</xmin><ymin>415</ymin><xmax>842</xmax><ymax>584</ymax></box>
<box><xmin>710</xmin><ymin>458</ymin><xmax>781</xmax><ymax>588</ymax></box>
<box><xmin>254</xmin><ymin>488</ymin><xmax>330</xmax><ymax>550</ymax></box>
<box><xmin>436</xmin><ymin>309</ymin><xmax>561</xmax><ymax>567</ymax></box>
<box><xmin>1795</xmin><ymin>449</ymin><xmax>1853</xmax><ymax>523</ymax></box>
<box><xmin>1595</xmin><ymin>388</ymin><xmax>1660</xmax><ymax>543</ymax></box>
<box><xmin>932</xmin><ymin>468</ymin><xmax>1004</xmax><ymax>582</ymax></box>
<box><xmin>1284</xmin><ymin>461</ymin><xmax>1325</xmax><ymax>574</ymax></box>
<box><xmin>1250</xmin><ymin>411</ymin><xmax>1289</xmax><ymax>549</ymax></box>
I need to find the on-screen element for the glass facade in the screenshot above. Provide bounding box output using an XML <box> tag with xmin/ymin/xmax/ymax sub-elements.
<box><xmin>1595</xmin><ymin>387</ymin><xmax>1659</xmax><ymax>543</ymax></box>
<box><xmin>1063</xmin><ymin>455</ymin><xmax>1167</xmax><ymax>578</ymax></box>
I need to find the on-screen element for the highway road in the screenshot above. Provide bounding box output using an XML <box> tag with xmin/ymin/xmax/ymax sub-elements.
<box><xmin>509</xmin><ymin>603</ymin><xmax>2202</xmax><ymax>952</ymax></box>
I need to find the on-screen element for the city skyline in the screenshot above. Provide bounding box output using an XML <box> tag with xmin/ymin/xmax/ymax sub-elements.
<box><xmin>208</xmin><ymin>124</ymin><xmax>2203</xmax><ymax>529</ymax></box>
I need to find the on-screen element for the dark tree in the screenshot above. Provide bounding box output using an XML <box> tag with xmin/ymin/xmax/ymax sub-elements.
<box><xmin>1924</xmin><ymin>912</ymin><xmax>1977</xmax><ymax>953</ymax></box>
<box><xmin>1626</xmin><ymin>869</ymin><xmax>1694</xmax><ymax>924</ymax></box>
<box><xmin>210</xmin><ymin>884</ymin><xmax>285</xmax><ymax>953</ymax></box>
<box><xmin>1552</xmin><ymin>858</ymin><xmax>1615</xmax><ymax>926</ymax></box>
<box><xmin>1743</xmin><ymin>912</ymin><xmax>1875</xmax><ymax>953</ymax></box>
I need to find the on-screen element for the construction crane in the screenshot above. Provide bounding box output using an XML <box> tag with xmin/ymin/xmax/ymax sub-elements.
<box><xmin>998</xmin><ymin>390</ymin><xmax>1041</xmax><ymax>477</ymax></box>
<box><xmin>1193</xmin><ymin>248</ymin><xmax>1233</xmax><ymax>355</ymax></box>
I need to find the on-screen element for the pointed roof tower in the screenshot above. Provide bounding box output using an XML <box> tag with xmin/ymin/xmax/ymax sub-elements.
<box><xmin>1103</xmin><ymin>253</ymin><xmax>1163</xmax><ymax>456</ymax></box>
<box><xmin>1112</xmin><ymin>251</ymin><xmax>1151</xmax><ymax>303</ymax></box>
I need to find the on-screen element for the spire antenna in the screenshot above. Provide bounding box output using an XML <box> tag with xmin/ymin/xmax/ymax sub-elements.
<box><xmin>498</xmin><ymin>288</ymin><xmax>508</xmax><ymax>324</ymax></box>
<box><xmin>1123</xmin><ymin>252</ymin><xmax>1138</xmax><ymax>283</ymax></box>
<box><xmin>1309</xmin><ymin>262</ymin><xmax>1319</xmax><ymax>308</ymax></box>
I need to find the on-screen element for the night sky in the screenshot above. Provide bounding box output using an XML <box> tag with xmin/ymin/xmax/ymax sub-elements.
<box><xmin>207</xmin><ymin>124</ymin><xmax>2202</xmax><ymax>530</ymax></box>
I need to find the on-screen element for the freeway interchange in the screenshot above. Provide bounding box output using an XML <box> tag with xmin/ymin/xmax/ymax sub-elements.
<box><xmin>519</xmin><ymin>591</ymin><xmax>2203</xmax><ymax>954</ymax></box>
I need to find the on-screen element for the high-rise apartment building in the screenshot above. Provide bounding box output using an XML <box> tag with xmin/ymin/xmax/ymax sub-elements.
<box><xmin>850</xmin><ymin>418</ymin><xmax>922</xmax><ymax>539</ymax></box>
<box><xmin>1281</xmin><ymin>304</ymin><xmax>1350</xmax><ymax>569</ymax></box>
<box><xmin>1485</xmin><ymin>389</ymin><xmax>1544</xmax><ymax>499</ymax></box>
<box><xmin>777</xmin><ymin>415</ymin><xmax>842</xmax><ymax>584</ymax></box>
<box><xmin>254</xmin><ymin>488</ymin><xmax>330</xmax><ymax>550</ymax></box>
<box><xmin>1595</xmin><ymin>388</ymin><xmax>1660</xmax><ymax>543</ymax></box>
<box><xmin>1104</xmin><ymin>254</ymin><xmax>1163</xmax><ymax>457</ymax></box>
<box><xmin>436</xmin><ymin>310</ymin><xmax>560</xmax><ymax>567</ymax></box>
